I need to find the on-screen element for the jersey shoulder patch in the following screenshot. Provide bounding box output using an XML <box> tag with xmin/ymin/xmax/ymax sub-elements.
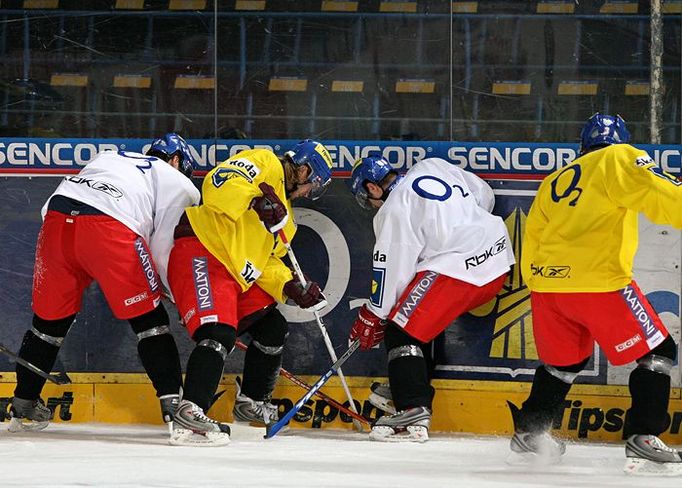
<box><xmin>633</xmin><ymin>154</ymin><xmax>681</xmax><ymax>186</ymax></box>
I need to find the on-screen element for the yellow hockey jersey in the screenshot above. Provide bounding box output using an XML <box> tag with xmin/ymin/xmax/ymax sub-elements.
<box><xmin>185</xmin><ymin>148</ymin><xmax>296</xmax><ymax>302</ymax></box>
<box><xmin>522</xmin><ymin>144</ymin><xmax>682</xmax><ymax>292</ymax></box>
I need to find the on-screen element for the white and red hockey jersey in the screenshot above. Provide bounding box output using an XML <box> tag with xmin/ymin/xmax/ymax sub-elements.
<box><xmin>367</xmin><ymin>157</ymin><xmax>515</xmax><ymax>319</ymax></box>
<box><xmin>41</xmin><ymin>150</ymin><xmax>201</xmax><ymax>291</ymax></box>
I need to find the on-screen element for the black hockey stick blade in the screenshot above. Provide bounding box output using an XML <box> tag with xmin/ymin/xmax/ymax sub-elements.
<box><xmin>265</xmin><ymin>340</ymin><xmax>361</xmax><ymax>439</ymax></box>
<box><xmin>0</xmin><ymin>343</ymin><xmax>72</xmax><ymax>385</ymax></box>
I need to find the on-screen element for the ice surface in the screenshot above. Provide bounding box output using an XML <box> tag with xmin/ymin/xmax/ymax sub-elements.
<box><xmin>1</xmin><ymin>423</ymin><xmax>680</xmax><ymax>487</ymax></box>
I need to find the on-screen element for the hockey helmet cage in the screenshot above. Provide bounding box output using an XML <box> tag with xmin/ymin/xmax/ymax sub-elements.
<box><xmin>579</xmin><ymin>113</ymin><xmax>631</xmax><ymax>155</ymax></box>
<box><xmin>284</xmin><ymin>139</ymin><xmax>333</xmax><ymax>200</ymax></box>
<box><xmin>148</xmin><ymin>133</ymin><xmax>195</xmax><ymax>179</ymax></box>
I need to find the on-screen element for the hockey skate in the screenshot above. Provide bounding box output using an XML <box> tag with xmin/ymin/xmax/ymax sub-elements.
<box><xmin>7</xmin><ymin>397</ymin><xmax>53</xmax><ymax>432</ymax></box>
<box><xmin>169</xmin><ymin>400</ymin><xmax>231</xmax><ymax>447</ymax></box>
<box><xmin>159</xmin><ymin>393</ymin><xmax>180</xmax><ymax>424</ymax></box>
<box><xmin>507</xmin><ymin>401</ymin><xmax>565</xmax><ymax>465</ymax></box>
<box><xmin>369</xmin><ymin>406</ymin><xmax>431</xmax><ymax>443</ymax></box>
<box><xmin>232</xmin><ymin>377</ymin><xmax>278</xmax><ymax>427</ymax></box>
<box><xmin>624</xmin><ymin>434</ymin><xmax>682</xmax><ymax>476</ymax></box>
<box><xmin>368</xmin><ymin>382</ymin><xmax>397</xmax><ymax>415</ymax></box>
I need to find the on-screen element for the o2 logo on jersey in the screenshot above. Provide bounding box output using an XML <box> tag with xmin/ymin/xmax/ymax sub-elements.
<box><xmin>370</xmin><ymin>267</ymin><xmax>386</xmax><ymax>308</ymax></box>
<box><xmin>550</xmin><ymin>164</ymin><xmax>583</xmax><ymax>207</ymax></box>
<box><xmin>118</xmin><ymin>151</ymin><xmax>157</xmax><ymax>175</ymax></box>
<box><xmin>411</xmin><ymin>176</ymin><xmax>469</xmax><ymax>201</ymax></box>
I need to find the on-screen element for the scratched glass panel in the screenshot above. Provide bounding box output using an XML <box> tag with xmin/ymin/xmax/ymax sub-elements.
<box><xmin>451</xmin><ymin>1</ymin><xmax>680</xmax><ymax>144</ymax></box>
<box><xmin>0</xmin><ymin>5</ymin><xmax>214</xmax><ymax>139</ymax></box>
<box><xmin>661</xmin><ymin>15</ymin><xmax>681</xmax><ymax>145</ymax></box>
<box><xmin>0</xmin><ymin>2</ymin><xmax>679</xmax><ymax>143</ymax></box>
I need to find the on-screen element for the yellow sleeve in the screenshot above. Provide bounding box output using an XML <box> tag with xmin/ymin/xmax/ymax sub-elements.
<box><xmin>255</xmin><ymin>255</ymin><xmax>294</xmax><ymax>302</ymax></box>
<box><xmin>201</xmin><ymin>150</ymin><xmax>280</xmax><ymax>222</ymax></box>
<box><xmin>604</xmin><ymin>145</ymin><xmax>682</xmax><ymax>228</ymax></box>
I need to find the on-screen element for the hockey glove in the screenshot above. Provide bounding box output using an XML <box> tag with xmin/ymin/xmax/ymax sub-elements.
<box><xmin>251</xmin><ymin>182</ymin><xmax>288</xmax><ymax>233</ymax></box>
<box><xmin>283</xmin><ymin>277</ymin><xmax>327</xmax><ymax>310</ymax></box>
<box><xmin>349</xmin><ymin>305</ymin><xmax>386</xmax><ymax>351</ymax></box>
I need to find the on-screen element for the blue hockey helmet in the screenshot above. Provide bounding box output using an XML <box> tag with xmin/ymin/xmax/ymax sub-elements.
<box><xmin>350</xmin><ymin>155</ymin><xmax>400</xmax><ymax>209</ymax></box>
<box><xmin>147</xmin><ymin>133</ymin><xmax>195</xmax><ymax>179</ymax></box>
<box><xmin>285</xmin><ymin>139</ymin><xmax>333</xmax><ymax>200</ymax></box>
<box><xmin>579</xmin><ymin>113</ymin><xmax>630</xmax><ymax>155</ymax></box>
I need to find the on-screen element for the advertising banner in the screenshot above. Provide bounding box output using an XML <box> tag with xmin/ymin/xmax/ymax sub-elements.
<box><xmin>0</xmin><ymin>139</ymin><xmax>679</xmax><ymax>433</ymax></box>
<box><xmin>0</xmin><ymin>139</ymin><xmax>679</xmax><ymax>178</ymax></box>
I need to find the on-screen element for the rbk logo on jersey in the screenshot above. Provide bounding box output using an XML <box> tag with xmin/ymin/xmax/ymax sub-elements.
<box><xmin>65</xmin><ymin>176</ymin><xmax>123</xmax><ymax>199</ymax></box>
<box><xmin>370</xmin><ymin>267</ymin><xmax>386</xmax><ymax>308</ymax></box>
<box><xmin>464</xmin><ymin>237</ymin><xmax>507</xmax><ymax>269</ymax></box>
<box><xmin>530</xmin><ymin>264</ymin><xmax>571</xmax><ymax>278</ymax></box>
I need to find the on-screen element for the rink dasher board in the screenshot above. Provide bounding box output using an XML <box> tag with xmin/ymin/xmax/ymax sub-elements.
<box><xmin>2</xmin><ymin>374</ymin><xmax>682</xmax><ymax>444</ymax></box>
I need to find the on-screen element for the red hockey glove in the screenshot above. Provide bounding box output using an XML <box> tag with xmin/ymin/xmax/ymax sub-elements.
<box><xmin>349</xmin><ymin>305</ymin><xmax>386</xmax><ymax>351</ymax></box>
<box><xmin>283</xmin><ymin>277</ymin><xmax>326</xmax><ymax>310</ymax></box>
<box><xmin>251</xmin><ymin>182</ymin><xmax>288</xmax><ymax>233</ymax></box>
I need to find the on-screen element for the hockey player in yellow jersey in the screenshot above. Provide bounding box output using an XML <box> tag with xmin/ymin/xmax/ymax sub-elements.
<box><xmin>166</xmin><ymin>140</ymin><xmax>333</xmax><ymax>446</ymax></box>
<box><xmin>508</xmin><ymin>114</ymin><xmax>682</xmax><ymax>475</ymax></box>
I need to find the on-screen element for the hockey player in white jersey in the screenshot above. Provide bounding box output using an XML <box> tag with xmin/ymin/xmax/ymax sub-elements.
<box><xmin>9</xmin><ymin>133</ymin><xmax>200</xmax><ymax>432</ymax></box>
<box><xmin>348</xmin><ymin>156</ymin><xmax>514</xmax><ymax>442</ymax></box>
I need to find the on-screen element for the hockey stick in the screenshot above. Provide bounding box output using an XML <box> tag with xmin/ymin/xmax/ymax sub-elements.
<box><xmin>0</xmin><ymin>342</ymin><xmax>71</xmax><ymax>385</ymax></box>
<box><xmin>234</xmin><ymin>339</ymin><xmax>370</xmax><ymax>426</ymax></box>
<box><xmin>265</xmin><ymin>339</ymin><xmax>360</xmax><ymax>439</ymax></box>
<box><xmin>277</xmin><ymin>229</ymin><xmax>364</xmax><ymax>432</ymax></box>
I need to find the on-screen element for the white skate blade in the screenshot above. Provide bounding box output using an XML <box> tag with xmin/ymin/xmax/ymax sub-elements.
<box><xmin>368</xmin><ymin>393</ymin><xmax>397</xmax><ymax>415</ymax></box>
<box><xmin>7</xmin><ymin>417</ymin><xmax>49</xmax><ymax>433</ymax></box>
<box><xmin>169</xmin><ymin>428</ymin><xmax>230</xmax><ymax>447</ymax></box>
<box><xmin>506</xmin><ymin>450</ymin><xmax>562</xmax><ymax>466</ymax></box>
<box><xmin>369</xmin><ymin>425</ymin><xmax>428</xmax><ymax>443</ymax></box>
<box><xmin>624</xmin><ymin>457</ymin><xmax>682</xmax><ymax>476</ymax></box>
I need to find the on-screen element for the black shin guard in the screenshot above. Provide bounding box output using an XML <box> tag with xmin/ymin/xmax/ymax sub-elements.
<box><xmin>137</xmin><ymin>334</ymin><xmax>182</xmax><ymax>397</ymax></box>
<box><xmin>421</xmin><ymin>340</ymin><xmax>437</xmax><ymax>402</ymax></box>
<box><xmin>129</xmin><ymin>305</ymin><xmax>182</xmax><ymax>397</ymax></box>
<box><xmin>517</xmin><ymin>363</ymin><xmax>582</xmax><ymax>432</ymax></box>
<box><xmin>385</xmin><ymin>324</ymin><xmax>431</xmax><ymax>411</ymax></box>
<box><xmin>624</xmin><ymin>335</ymin><xmax>676</xmax><ymax>437</ymax></box>
<box><xmin>14</xmin><ymin>314</ymin><xmax>74</xmax><ymax>400</ymax></box>
<box><xmin>625</xmin><ymin>368</ymin><xmax>670</xmax><ymax>437</ymax></box>
<box><xmin>183</xmin><ymin>323</ymin><xmax>235</xmax><ymax>412</ymax></box>
<box><xmin>240</xmin><ymin>309</ymin><xmax>288</xmax><ymax>401</ymax></box>
<box><xmin>241</xmin><ymin>345</ymin><xmax>282</xmax><ymax>401</ymax></box>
